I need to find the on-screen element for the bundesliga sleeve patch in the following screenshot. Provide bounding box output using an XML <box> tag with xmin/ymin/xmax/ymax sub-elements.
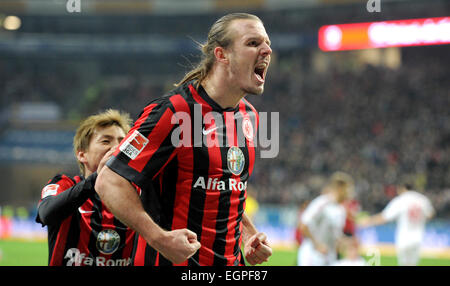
<box><xmin>41</xmin><ymin>184</ymin><xmax>59</xmax><ymax>199</ymax></box>
<box><xmin>119</xmin><ymin>130</ymin><xmax>149</xmax><ymax>160</ymax></box>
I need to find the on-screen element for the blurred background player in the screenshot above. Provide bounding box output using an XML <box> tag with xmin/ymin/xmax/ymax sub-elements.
<box><xmin>35</xmin><ymin>109</ymin><xmax>136</xmax><ymax>266</ymax></box>
<box><xmin>297</xmin><ymin>171</ymin><xmax>354</xmax><ymax>266</ymax></box>
<box><xmin>359</xmin><ymin>180</ymin><xmax>435</xmax><ymax>266</ymax></box>
<box><xmin>343</xmin><ymin>196</ymin><xmax>360</xmax><ymax>238</ymax></box>
<box><xmin>338</xmin><ymin>189</ymin><xmax>361</xmax><ymax>260</ymax></box>
<box><xmin>331</xmin><ymin>236</ymin><xmax>367</xmax><ymax>266</ymax></box>
<box><xmin>294</xmin><ymin>200</ymin><xmax>310</xmax><ymax>250</ymax></box>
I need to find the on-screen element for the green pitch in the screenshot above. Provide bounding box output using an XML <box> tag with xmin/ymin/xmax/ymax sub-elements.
<box><xmin>0</xmin><ymin>240</ymin><xmax>48</xmax><ymax>266</ymax></box>
<box><xmin>258</xmin><ymin>248</ymin><xmax>450</xmax><ymax>266</ymax></box>
<box><xmin>1</xmin><ymin>240</ymin><xmax>449</xmax><ymax>266</ymax></box>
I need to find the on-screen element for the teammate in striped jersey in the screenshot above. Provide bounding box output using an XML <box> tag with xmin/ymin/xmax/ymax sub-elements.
<box><xmin>36</xmin><ymin>110</ymin><xmax>136</xmax><ymax>266</ymax></box>
<box><xmin>95</xmin><ymin>13</ymin><xmax>273</xmax><ymax>266</ymax></box>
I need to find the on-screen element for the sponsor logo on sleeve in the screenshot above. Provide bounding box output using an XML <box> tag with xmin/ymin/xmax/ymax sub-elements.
<box><xmin>119</xmin><ymin>130</ymin><xmax>149</xmax><ymax>160</ymax></box>
<box><xmin>41</xmin><ymin>184</ymin><xmax>59</xmax><ymax>199</ymax></box>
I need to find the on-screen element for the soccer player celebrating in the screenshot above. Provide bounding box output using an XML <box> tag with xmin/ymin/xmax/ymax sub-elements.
<box><xmin>358</xmin><ymin>180</ymin><xmax>435</xmax><ymax>266</ymax></box>
<box><xmin>297</xmin><ymin>172</ymin><xmax>354</xmax><ymax>266</ymax></box>
<box><xmin>36</xmin><ymin>110</ymin><xmax>136</xmax><ymax>266</ymax></box>
<box><xmin>95</xmin><ymin>13</ymin><xmax>273</xmax><ymax>266</ymax></box>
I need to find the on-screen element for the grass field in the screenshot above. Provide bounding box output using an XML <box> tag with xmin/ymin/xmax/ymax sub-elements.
<box><xmin>0</xmin><ymin>240</ymin><xmax>48</xmax><ymax>266</ymax></box>
<box><xmin>259</xmin><ymin>247</ymin><xmax>450</xmax><ymax>266</ymax></box>
<box><xmin>1</xmin><ymin>240</ymin><xmax>450</xmax><ymax>266</ymax></box>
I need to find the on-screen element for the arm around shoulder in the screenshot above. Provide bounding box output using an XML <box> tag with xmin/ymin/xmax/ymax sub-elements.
<box><xmin>37</xmin><ymin>174</ymin><xmax>96</xmax><ymax>225</ymax></box>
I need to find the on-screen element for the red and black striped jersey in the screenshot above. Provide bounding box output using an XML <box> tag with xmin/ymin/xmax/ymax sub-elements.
<box><xmin>107</xmin><ymin>81</ymin><xmax>259</xmax><ymax>266</ymax></box>
<box><xmin>36</xmin><ymin>174</ymin><xmax>136</xmax><ymax>266</ymax></box>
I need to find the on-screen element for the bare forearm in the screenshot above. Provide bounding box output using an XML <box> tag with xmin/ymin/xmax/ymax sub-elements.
<box><xmin>241</xmin><ymin>212</ymin><xmax>272</xmax><ymax>265</ymax></box>
<box><xmin>95</xmin><ymin>166</ymin><xmax>164</xmax><ymax>245</ymax></box>
<box><xmin>95</xmin><ymin>166</ymin><xmax>201</xmax><ymax>264</ymax></box>
<box><xmin>367</xmin><ymin>214</ymin><xmax>387</xmax><ymax>227</ymax></box>
<box><xmin>242</xmin><ymin>212</ymin><xmax>258</xmax><ymax>244</ymax></box>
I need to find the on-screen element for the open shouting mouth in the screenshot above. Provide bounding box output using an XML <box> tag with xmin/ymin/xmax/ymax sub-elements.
<box><xmin>254</xmin><ymin>62</ymin><xmax>268</xmax><ymax>84</ymax></box>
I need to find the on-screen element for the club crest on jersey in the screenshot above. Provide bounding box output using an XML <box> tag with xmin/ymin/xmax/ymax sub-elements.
<box><xmin>119</xmin><ymin>130</ymin><xmax>149</xmax><ymax>160</ymax></box>
<box><xmin>242</xmin><ymin>117</ymin><xmax>254</xmax><ymax>141</ymax></box>
<box><xmin>41</xmin><ymin>184</ymin><xmax>59</xmax><ymax>199</ymax></box>
<box><xmin>96</xmin><ymin>229</ymin><xmax>121</xmax><ymax>255</ymax></box>
<box><xmin>227</xmin><ymin>146</ymin><xmax>245</xmax><ymax>176</ymax></box>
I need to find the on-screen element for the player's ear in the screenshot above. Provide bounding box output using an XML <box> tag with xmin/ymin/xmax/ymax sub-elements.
<box><xmin>76</xmin><ymin>150</ymin><xmax>88</xmax><ymax>165</ymax></box>
<box><xmin>214</xmin><ymin>46</ymin><xmax>229</xmax><ymax>64</ymax></box>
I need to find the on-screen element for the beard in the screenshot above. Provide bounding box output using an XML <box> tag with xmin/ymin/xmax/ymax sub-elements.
<box><xmin>233</xmin><ymin>69</ymin><xmax>266</xmax><ymax>96</ymax></box>
<box><xmin>228</xmin><ymin>58</ymin><xmax>266</xmax><ymax>96</ymax></box>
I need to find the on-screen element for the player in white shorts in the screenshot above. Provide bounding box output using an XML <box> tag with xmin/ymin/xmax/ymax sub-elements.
<box><xmin>297</xmin><ymin>172</ymin><xmax>354</xmax><ymax>266</ymax></box>
<box><xmin>359</xmin><ymin>182</ymin><xmax>434</xmax><ymax>266</ymax></box>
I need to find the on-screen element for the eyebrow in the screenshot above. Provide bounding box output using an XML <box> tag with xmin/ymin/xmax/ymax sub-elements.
<box><xmin>96</xmin><ymin>134</ymin><xmax>114</xmax><ymax>140</ymax></box>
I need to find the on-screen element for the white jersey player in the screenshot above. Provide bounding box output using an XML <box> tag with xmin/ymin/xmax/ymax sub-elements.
<box><xmin>297</xmin><ymin>172</ymin><xmax>354</xmax><ymax>266</ymax></box>
<box><xmin>331</xmin><ymin>236</ymin><xmax>367</xmax><ymax>266</ymax></box>
<box><xmin>359</xmin><ymin>183</ymin><xmax>434</xmax><ymax>266</ymax></box>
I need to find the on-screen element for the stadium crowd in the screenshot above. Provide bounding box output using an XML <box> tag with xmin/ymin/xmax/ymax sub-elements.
<box><xmin>251</xmin><ymin>50</ymin><xmax>449</xmax><ymax>216</ymax></box>
<box><xmin>0</xmin><ymin>47</ymin><xmax>449</xmax><ymax>217</ymax></box>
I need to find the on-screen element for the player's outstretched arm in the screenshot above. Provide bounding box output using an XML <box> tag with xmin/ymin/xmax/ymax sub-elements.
<box><xmin>358</xmin><ymin>214</ymin><xmax>387</xmax><ymax>228</ymax></box>
<box><xmin>95</xmin><ymin>166</ymin><xmax>200</xmax><ymax>264</ymax></box>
